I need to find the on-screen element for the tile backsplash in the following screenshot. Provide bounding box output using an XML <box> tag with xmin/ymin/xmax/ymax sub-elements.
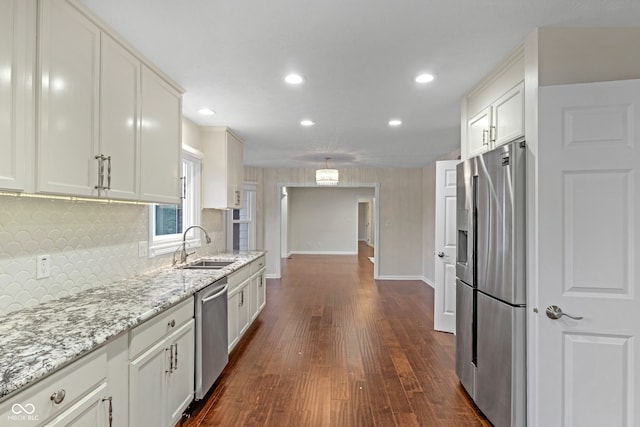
<box><xmin>0</xmin><ymin>195</ymin><xmax>225</xmax><ymax>316</ymax></box>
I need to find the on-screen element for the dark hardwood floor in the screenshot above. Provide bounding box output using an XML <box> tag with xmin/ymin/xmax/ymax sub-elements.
<box><xmin>183</xmin><ymin>242</ymin><xmax>489</xmax><ymax>426</ymax></box>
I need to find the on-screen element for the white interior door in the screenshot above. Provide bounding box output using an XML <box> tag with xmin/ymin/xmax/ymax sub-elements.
<box><xmin>434</xmin><ymin>160</ymin><xmax>458</xmax><ymax>333</ymax></box>
<box><xmin>535</xmin><ymin>79</ymin><xmax>640</xmax><ymax>426</ymax></box>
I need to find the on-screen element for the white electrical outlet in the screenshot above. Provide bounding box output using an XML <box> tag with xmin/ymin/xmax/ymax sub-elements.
<box><xmin>138</xmin><ymin>241</ymin><xmax>148</xmax><ymax>257</ymax></box>
<box><xmin>36</xmin><ymin>255</ymin><xmax>50</xmax><ymax>279</ymax></box>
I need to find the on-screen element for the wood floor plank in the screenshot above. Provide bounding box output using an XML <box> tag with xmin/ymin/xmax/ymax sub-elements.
<box><xmin>181</xmin><ymin>243</ymin><xmax>490</xmax><ymax>427</ymax></box>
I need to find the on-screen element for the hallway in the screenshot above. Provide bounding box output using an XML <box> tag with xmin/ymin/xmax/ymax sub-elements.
<box><xmin>184</xmin><ymin>244</ymin><xmax>489</xmax><ymax>426</ymax></box>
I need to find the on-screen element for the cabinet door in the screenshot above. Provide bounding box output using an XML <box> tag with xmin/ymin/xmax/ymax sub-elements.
<box><xmin>166</xmin><ymin>319</ymin><xmax>194</xmax><ymax>426</ymax></box>
<box><xmin>227</xmin><ymin>291</ymin><xmax>240</xmax><ymax>352</ymax></box>
<box><xmin>139</xmin><ymin>65</ymin><xmax>181</xmax><ymax>204</ymax></box>
<box><xmin>249</xmin><ymin>275</ymin><xmax>258</xmax><ymax>321</ymax></box>
<box><xmin>256</xmin><ymin>271</ymin><xmax>266</xmax><ymax>313</ymax></box>
<box><xmin>227</xmin><ymin>132</ymin><xmax>243</xmax><ymax>208</ymax></box>
<box><xmin>0</xmin><ymin>0</ymin><xmax>34</xmax><ymax>192</ymax></box>
<box><xmin>492</xmin><ymin>81</ymin><xmax>524</xmax><ymax>147</ymax></box>
<box><xmin>38</xmin><ymin>0</ymin><xmax>100</xmax><ymax>196</ymax></box>
<box><xmin>238</xmin><ymin>283</ymin><xmax>251</xmax><ymax>336</ymax></box>
<box><xmin>44</xmin><ymin>382</ymin><xmax>109</xmax><ymax>427</ymax></box>
<box><xmin>100</xmin><ymin>35</ymin><xmax>140</xmax><ymax>200</ymax></box>
<box><xmin>129</xmin><ymin>339</ymin><xmax>166</xmax><ymax>427</ymax></box>
<box><xmin>467</xmin><ymin>107</ymin><xmax>491</xmax><ymax>158</ymax></box>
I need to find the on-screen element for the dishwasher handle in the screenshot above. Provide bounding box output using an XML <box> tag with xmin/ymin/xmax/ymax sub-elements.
<box><xmin>201</xmin><ymin>284</ymin><xmax>228</xmax><ymax>304</ymax></box>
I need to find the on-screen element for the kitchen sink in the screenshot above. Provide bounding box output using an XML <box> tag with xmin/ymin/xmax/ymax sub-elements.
<box><xmin>181</xmin><ymin>260</ymin><xmax>235</xmax><ymax>270</ymax></box>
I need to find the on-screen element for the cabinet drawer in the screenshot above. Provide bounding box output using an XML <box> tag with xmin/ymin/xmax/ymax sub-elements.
<box><xmin>129</xmin><ymin>298</ymin><xmax>193</xmax><ymax>358</ymax></box>
<box><xmin>0</xmin><ymin>347</ymin><xmax>107</xmax><ymax>425</ymax></box>
<box><xmin>250</xmin><ymin>256</ymin><xmax>265</xmax><ymax>275</ymax></box>
<box><xmin>227</xmin><ymin>265</ymin><xmax>251</xmax><ymax>292</ymax></box>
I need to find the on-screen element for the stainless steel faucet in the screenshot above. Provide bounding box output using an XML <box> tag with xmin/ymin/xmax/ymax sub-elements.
<box><xmin>173</xmin><ymin>225</ymin><xmax>212</xmax><ymax>266</ymax></box>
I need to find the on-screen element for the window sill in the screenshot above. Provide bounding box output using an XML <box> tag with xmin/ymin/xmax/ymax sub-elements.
<box><xmin>149</xmin><ymin>238</ymin><xmax>202</xmax><ymax>258</ymax></box>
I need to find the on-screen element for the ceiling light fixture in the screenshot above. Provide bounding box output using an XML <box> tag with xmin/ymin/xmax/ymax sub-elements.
<box><xmin>300</xmin><ymin>119</ymin><xmax>315</xmax><ymax>126</ymax></box>
<box><xmin>284</xmin><ymin>73</ymin><xmax>304</xmax><ymax>84</ymax></box>
<box><xmin>415</xmin><ymin>73</ymin><xmax>435</xmax><ymax>83</ymax></box>
<box><xmin>198</xmin><ymin>108</ymin><xmax>216</xmax><ymax>116</ymax></box>
<box><xmin>388</xmin><ymin>119</ymin><xmax>402</xmax><ymax>126</ymax></box>
<box><xmin>316</xmin><ymin>157</ymin><xmax>339</xmax><ymax>186</ymax></box>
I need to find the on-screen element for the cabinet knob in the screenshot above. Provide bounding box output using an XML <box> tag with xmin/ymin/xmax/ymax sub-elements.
<box><xmin>50</xmin><ymin>389</ymin><xmax>66</xmax><ymax>404</ymax></box>
<box><xmin>168</xmin><ymin>319</ymin><xmax>175</xmax><ymax>328</ymax></box>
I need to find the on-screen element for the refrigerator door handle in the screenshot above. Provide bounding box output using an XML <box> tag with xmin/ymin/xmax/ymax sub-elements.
<box><xmin>545</xmin><ymin>305</ymin><xmax>583</xmax><ymax>320</ymax></box>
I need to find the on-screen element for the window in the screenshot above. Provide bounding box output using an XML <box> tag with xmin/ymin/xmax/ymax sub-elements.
<box><xmin>227</xmin><ymin>183</ymin><xmax>256</xmax><ymax>251</ymax></box>
<box><xmin>149</xmin><ymin>148</ymin><xmax>202</xmax><ymax>256</ymax></box>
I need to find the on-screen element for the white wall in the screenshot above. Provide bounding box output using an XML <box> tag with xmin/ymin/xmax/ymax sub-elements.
<box><xmin>288</xmin><ymin>187</ymin><xmax>373</xmax><ymax>254</ymax></box>
<box><xmin>538</xmin><ymin>27</ymin><xmax>640</xmax><ymax>87</ymax></box>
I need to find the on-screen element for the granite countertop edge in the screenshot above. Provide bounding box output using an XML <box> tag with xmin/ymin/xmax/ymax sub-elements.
<box><xmin>0</xmin><ymin>251</ymin><xmax>266</xmax><ymax>402</ymax></box>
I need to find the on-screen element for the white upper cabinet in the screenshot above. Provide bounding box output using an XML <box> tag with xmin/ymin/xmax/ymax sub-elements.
<box><xmin>37</xmin><ymin>0</ymin><xmax>100</xmax><ymax>196</ymax></box>
<box><xmin>0</xmin><ymin>0</ymin><xmax>35</xmax><ymax>192</ymax></box>
<box><xmin>462</xmin><ymin>47</ymin><xmax>525</xmax><ymax>159</ymax></box>
<box><xmin>139</xmin><ymin>65</ymin><xmax>181</xmax><ymax>204</ymax></box>
<box><xmin>465</xmin><ymin>81</ymin><xmax>524</xmax><ymax>158</ymax></box>
<box><xmin>35</xmin><ymin>0</ymin><xmax>182</xmax><ymax>202</ymax></box>
<box><xmin>467</xmin><ymin>107</ymin><xmax>492</xmax><ymax>158</ymax></box>
<box><xmin>99</xmin><ymin>34</ymin><xmax>140</xmax><ymax>201</ymax></box>
<box><xmin>491</xmin><ymin>82</ymin><xmax>524</xmax><ymax>147</ymax></box>
<box><xmin>202</xmin><ymin>127</ymin><xmax>244</xmax><ymax>209</ymax></box>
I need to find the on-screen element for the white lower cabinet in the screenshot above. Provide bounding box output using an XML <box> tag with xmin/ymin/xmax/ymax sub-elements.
<box><xmin>227</xmin><ymin>257</ymin><xmax>267</xmax><ymax>353</ymax></box>
<box><xmin>255</xmin><ymin>270</ymin><xmax>266</xmax><ymax>317</ymax></box>
<box><xmin>165</xmin><ymin>321</ymin><xmax>195</xmax><ymax>426</ymax></box>
<box><xmin>227</xmin><ymin>290</ymin><xmax>240</xmax><ymax>352</ymax></box>
<box><xmin>129</xmin><ymin>298</ymin><xmax>194</xmax><ymax>427</ymax></box>
<box><xmin>0</xmin><ymin>347</ymin><xmax>112</xmax><ymax>427</ymax></box>
<box><xmin>44</xmin><ymin>382</ymin><xmax>109</xmax><ymax>427</ymax></box>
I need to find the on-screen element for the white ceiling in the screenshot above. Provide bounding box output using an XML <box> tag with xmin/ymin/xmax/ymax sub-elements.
<box><xmin>79</xmin><ymin>0</ymin><xmax>640</xmax><ymax>168</ymax></box>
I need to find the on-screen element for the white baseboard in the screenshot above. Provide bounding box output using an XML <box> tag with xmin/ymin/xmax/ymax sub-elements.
<box><xmin>266</xmin><ymin>273</ymin><xmax>280</xmax><ymax>279</ymax></box>
<box><xmin>422</xmin><ymin>277</ymin><xmax>435</xmax><ymax>288</ymax></box>
<box><xmin>289</xmin><ymin>250</ymin><xmax>358</xmax><ymax>255</ymax></box>
<box><xmin>375</xmin><ymin>275</ymin><xmax>424</xmax><ymax>281</ymax></box>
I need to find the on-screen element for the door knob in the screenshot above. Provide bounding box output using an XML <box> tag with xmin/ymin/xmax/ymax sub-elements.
<box><xmin>545</xmin><ymin>305</ymin><xmax>583</xmax><ymax>320</ymax></box>
<box><xmin>437</xmin><ymin>252</ymin><xmax>445</xmax><ymax>258</ymax></box>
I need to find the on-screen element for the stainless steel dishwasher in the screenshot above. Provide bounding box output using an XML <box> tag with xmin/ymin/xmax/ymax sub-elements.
<box><xmin>194</xmin><ymin>277</ymin><xmax>228</xmax><ymax>400</ymax></box>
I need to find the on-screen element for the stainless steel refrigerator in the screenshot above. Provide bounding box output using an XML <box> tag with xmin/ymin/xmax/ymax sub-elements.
<box><xmin>455</xmin><ymin>140</ymin><xmax>527</xmax><ymax>427</ymax></box>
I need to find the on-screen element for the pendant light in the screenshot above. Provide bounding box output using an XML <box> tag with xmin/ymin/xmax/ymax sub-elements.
<box><xmin>315</xmin><ymin>157</ymin><xmax>339</xmax><ymax>186</ymax></box>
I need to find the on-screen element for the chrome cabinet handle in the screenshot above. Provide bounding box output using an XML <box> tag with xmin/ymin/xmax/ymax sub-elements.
<box><xmin>490</xmin><ymin>125</ymin><xmax>496</xmax><ymax>142</ymax></box>
<box><xmin>437</xmin><ymin>252</ymin><xmax>445</xmax><ymax>258</ymax></box>
<box><xmin>165</xmin><ymin>347</ymin><xmax>173</xmax><ymax>373</ymax></box>
<box><xmin>94</xmin><ymin>154</ymin><xmax>111</xmax><ymax>191</ymax></box>
<box><xmin>102</xmin><ymin>396</ymin><xmax>113</xmax><ymax>427</ymax></box>
<box><xmin>173</xmin><ymin>343</ymin><xmax>178</xmax><ymax>370</ymax></box>
<box><xmin>546</xmin><ymin>305</ymin><xmax>583</xmax><ymax>320</ymax></box>
<box><xmin>50</xmin><ymin>389</ymin><xmax>66</xmax><ymax>404</ymax></box>
<box><xmin>95</xmin><ymin>155</ymin><xmax>104</xmax><ymax>190</ymax></box>
<box><xmin>482</xmin><ymin>129</ymin><xmax>489</xmax><ymax>146</ymax></box>
<box><xmin>106</xmin><ymin>156</ymin><xmax>111</xmax><ymax>190</ymax></box>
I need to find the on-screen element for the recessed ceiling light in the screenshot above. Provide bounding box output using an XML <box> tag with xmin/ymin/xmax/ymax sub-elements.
<box><xmin>300</xmin><ymin>120</ymin><xmax>315</xmax><ymax>126</ymax></box>
<box><xmin>285</xmin><ymin>73</ymin><xmax>304</xmax><ymax>84</ymax></box>
<box><xmin>415</xmin><ymin>73</ymin><xmax>435</xmax><ymax>83</ymax></box>
<box><xmin>198</xmin><ymin>108</ymin><xmax>216</xmax><ymax>116</ymax></box>
<box><xmin>389</xmin><ymin>119</ymin><xmax>402</xmax><ymax>126</ymax></box>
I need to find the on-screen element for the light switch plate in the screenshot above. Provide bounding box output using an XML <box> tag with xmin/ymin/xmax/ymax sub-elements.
<box><xmin>138</xmin><ymin>241</ymin><xmax>148</xmax><ymax>257</ymax></box>
<box><xmin>36</xmin><ymin>255</ymin><xmax>50</xmax><ymax>279</ymax></box>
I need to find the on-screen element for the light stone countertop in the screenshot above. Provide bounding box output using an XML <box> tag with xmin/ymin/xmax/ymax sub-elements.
<box><xmin>0</xmin><ymin>251</ymin><xmax>265</xmax><ymax>402</ymax></box>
